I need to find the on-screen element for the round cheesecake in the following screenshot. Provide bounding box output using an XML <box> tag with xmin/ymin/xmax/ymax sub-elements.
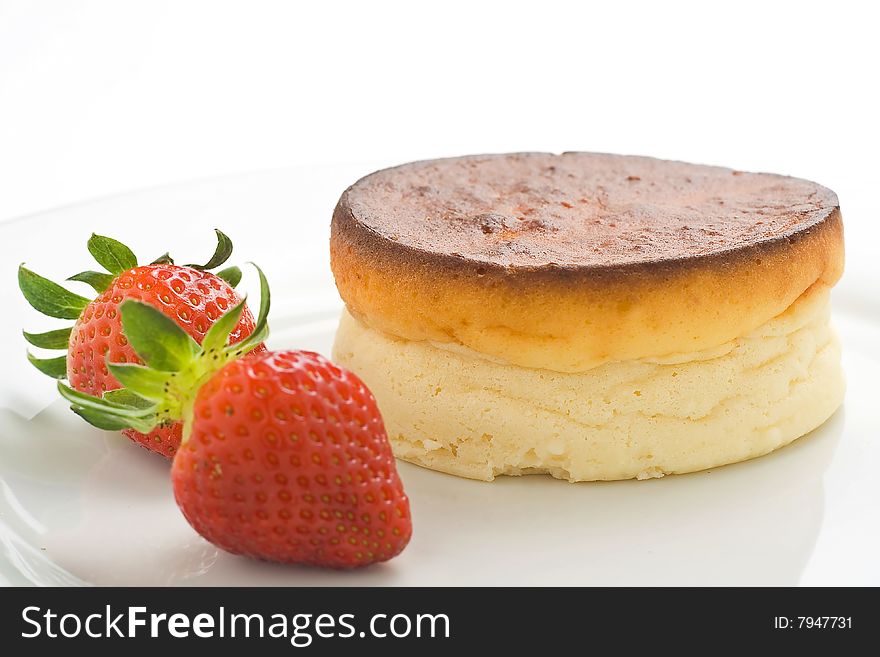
<box><xmin>330</xmin><ymin>153</ymin><xmax>845</xmax><ymax>482</ymax></box>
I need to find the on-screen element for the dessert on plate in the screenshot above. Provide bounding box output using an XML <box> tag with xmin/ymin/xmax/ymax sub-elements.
<box><xmin>330</xmin><ymin>152</ymin><xmax>844</xmax><ymax>482</ymax></box>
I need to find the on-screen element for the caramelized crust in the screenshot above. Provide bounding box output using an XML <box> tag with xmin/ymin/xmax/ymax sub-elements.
<box><xmin>330</xmin><ymin>153</ymin><xmax>844</xmax><ymax>371</ymax></box>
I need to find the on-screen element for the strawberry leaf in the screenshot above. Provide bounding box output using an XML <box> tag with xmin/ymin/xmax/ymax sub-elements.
<box><xmin>23</xmin><ymin>326</ymin><xmax>72</xmax><ymax>350</ymax></box>
<box><xmin>67</xmin><ymin>270</ymin><xmax>114</xmax><ymax>294</ymax></box>
<box><xmin>57</xmin><ymin>381</ymin><xmax>157</xmax><ymax>433</ymax></box>
<box><xmin>187</xmin><ymin>229</ymin><xmax>233</xmax><ymax>271</ymax></box>
<box><xmin>27</xmin><ymin>352</ymin><xmax>67</xmax><ymax>378</ymax></box>
<box><xmin>107</xmin><ymin>362</ymin><xmax>175</xmax><ymax>402</ymax></box>
<box><xmin>72</xmin><ymin>406</ymin><xmax>132</xmax><ymax>431</ymax></box>
<box><xmin>150</xmin><ymin>253</ymin><xmax>174</xmax><ymax>265</ymax></box>
<box><xmin>88</xmin><ymin>234</ymin><xmax>138</xmax><ymax>274</ymax></box>
<box><xmin>103</xmin><ymin>388</ymin><xmax>155</xmax><ymax>409</ymax></box>
<box><xmin>202</xmin><ymin>299</ymin><xmax>246</xmax><ymax>354</ymax></box>
<box><xmin>19</xmin><ymin>265</ymin><xmax>91</xmax><ymax>319</ymax></box>
<box><xmin>119</xmin><ymin>300</ymin><xmax>199</xmax><ymax>372</ymax></box>
<box><xmin>216</xmin><ymin>265</ymin><xmax>242</xmax><ymax>288</ymax></box>
<box><xmin>253</xmin><ymin>262</ymin><xmax>270</xmax><ymax>329</ymax></box>
<box><xmin>226</xmin><ymin>263</ymin><xmax>270</xmax><ymax>356</ymax></box>
<box><xmin>58</xmin><ymin>381</ymin><xmax>151</xmax><ymax>414</ymax></box>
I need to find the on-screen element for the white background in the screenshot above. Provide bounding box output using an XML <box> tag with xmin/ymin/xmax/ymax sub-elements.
<box><xmin>1</xmin><ymin>0</ymin><xmax>878</xmax><ymax>228</ymax></box>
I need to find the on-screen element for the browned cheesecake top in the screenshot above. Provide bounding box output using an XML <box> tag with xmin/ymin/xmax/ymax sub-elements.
<box><xmin>335</xmin><ymin>152</ymin><xmax>838</xmax><ymax>270</ymax></box>
<box><xmin>330</xmin><ymin>153</ymin><xmax>844</xmax><ymax>371</ymax></box>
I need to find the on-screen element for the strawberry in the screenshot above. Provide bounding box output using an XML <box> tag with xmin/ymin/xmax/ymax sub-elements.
<box><xmin>174</xmin><ymin>350</ymin><xmax>412</xmax><ymax>567</ymax></box>
<box><xmin>55</xmin><ymin>268</ymin><xmax>412</xmax><ymax>568</ymax></box>
<box><xmin>20</xmin><ymin>230</ymin><xmax>265</xmax><ymax>457</ymax></box>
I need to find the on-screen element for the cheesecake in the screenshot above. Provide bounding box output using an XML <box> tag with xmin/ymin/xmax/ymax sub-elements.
<box><xmin>329</xmin><ymin>152</ymin><xmax>845</xmax><ymax>481</ymax></box>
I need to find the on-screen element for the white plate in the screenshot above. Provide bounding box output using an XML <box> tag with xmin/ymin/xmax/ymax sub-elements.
<box><xmin>1</xmin><ymin>166</ymin><xmax>878</xmax><ymax>586</ymax></box>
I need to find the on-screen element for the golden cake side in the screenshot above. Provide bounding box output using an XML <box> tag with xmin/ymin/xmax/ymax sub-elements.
<box><xmin>333</xmin><ymin>289</ymin><xmax>843</xmax><ymax>481</ymax></box>
<box><xmin>331</xmin><ymin>152</ymin><xmax>843</xmax><ymax>372</ymax></box>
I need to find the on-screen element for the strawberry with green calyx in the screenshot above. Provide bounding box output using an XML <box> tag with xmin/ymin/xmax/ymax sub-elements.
<box><xmin>56</xmin><ymin>272</ymin><xmax>412</xmax><ymax>568</ymax></box>
<box><xmin>56</xmin><ymin>263</ymin><xmax>271</xmax><ymax>437</ymax></box>
<box><xmin>20</xmin><ymin>230</ymin><xmax>264</xmax><ymax>457</ymax></box>
<box><xmin>173</xmin><ymin>349</ymin><xmax>413</xmax><ymax>567</ymax></box>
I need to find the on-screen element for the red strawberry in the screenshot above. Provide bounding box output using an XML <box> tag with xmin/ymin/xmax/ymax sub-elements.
<box><xmin>173</xmin><ymin>350</ymin><xmax>411</xmax><ymax>567</ymax></box>
<box><xmin>57</xmin><ymin>269</ymin><xmax>413</xmax><ymax>568</ymax></box>
<box><xmin>20</xmin><ymin>230</ymin><xmax>265</xmax><ymax>457</ymax></box>
<box><xmin>68</xmin><ymin>265</ymin><xmax>261</xmax><ymax>456</ymax></box>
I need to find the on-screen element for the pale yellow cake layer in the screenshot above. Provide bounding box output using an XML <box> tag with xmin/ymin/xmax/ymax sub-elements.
<box><xmin>332</xmin><ymin>289</ymin><xmax>844</xmax><ymax>482</ymax></box>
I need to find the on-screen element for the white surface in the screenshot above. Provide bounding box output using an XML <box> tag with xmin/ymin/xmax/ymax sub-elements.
<box><xmin>1</xmin><ymin>168</ymin><xmax>878</xmax><ymax>586</ymax></box>
<box><xmin>1</xmin><ymin>1</ymin><xmax>879</xmax><ymax>225</ymax></box>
